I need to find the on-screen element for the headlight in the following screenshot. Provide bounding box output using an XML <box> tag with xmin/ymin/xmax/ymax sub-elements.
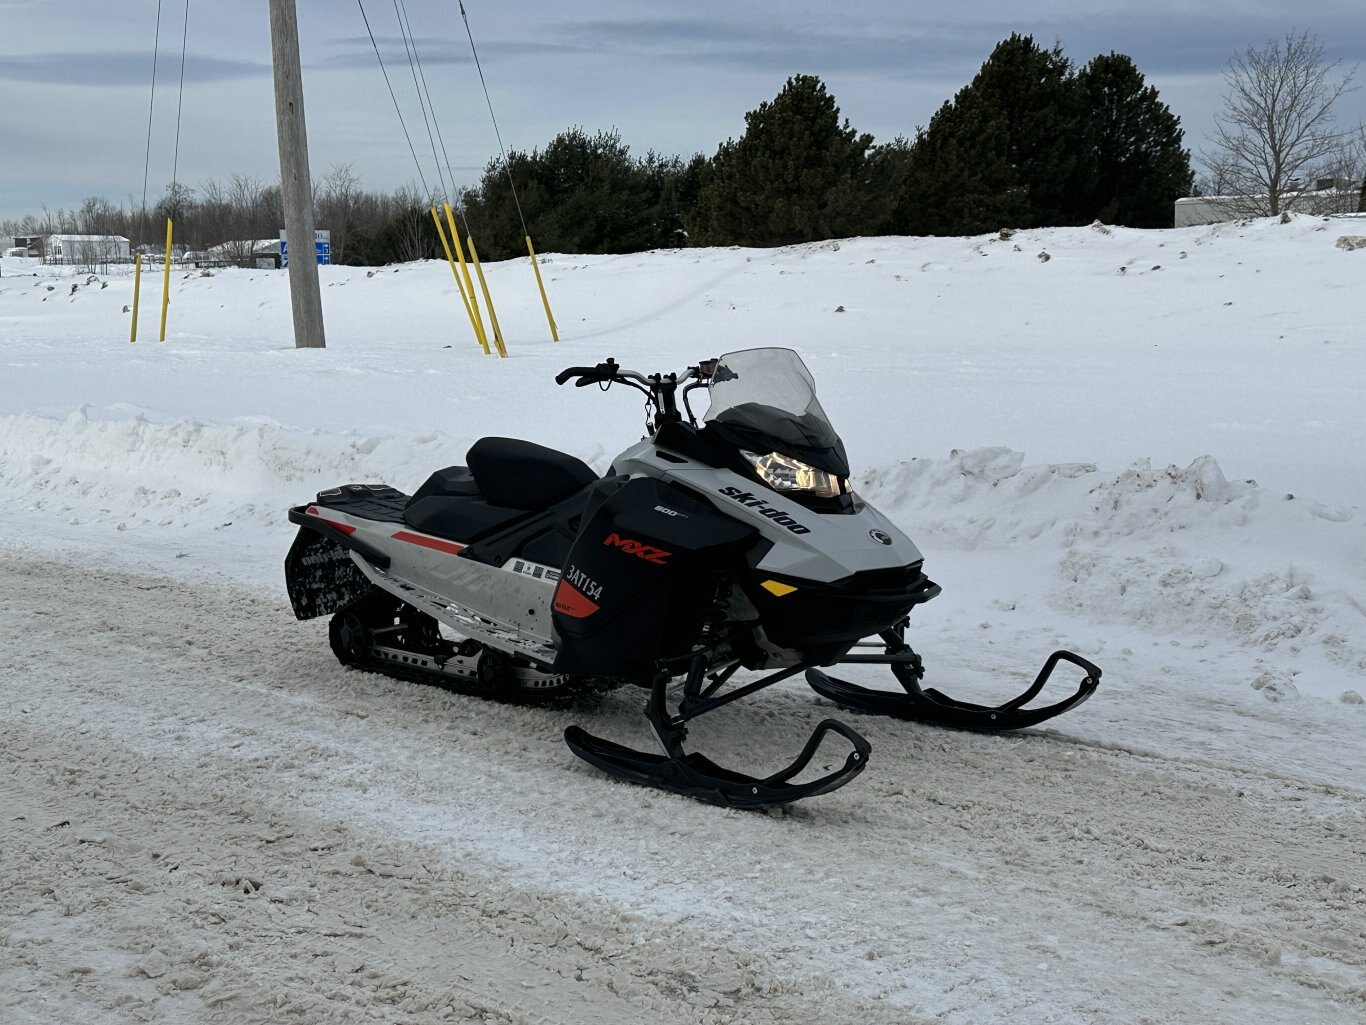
<box><xmin>744</xmin><ymin>450</ymin><xmax>846</xmax><ymax>499</ymax></box>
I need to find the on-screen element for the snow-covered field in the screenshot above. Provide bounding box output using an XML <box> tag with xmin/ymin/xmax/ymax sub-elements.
<box><xmin>1</xmin><ymin>215</ymin><xmax>1363</xmax><ymax>1024</ymax></box>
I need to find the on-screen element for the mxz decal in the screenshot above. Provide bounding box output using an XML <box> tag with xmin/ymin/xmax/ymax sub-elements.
<box><xmin>717</xmin><ymin>486</ymin><xmax>812</xmax><ymax>535</ymax></box>
<box><xmin>602</xmin><ymin>533</ymin><xmax>671</xmax><ymax>565</ymax></box>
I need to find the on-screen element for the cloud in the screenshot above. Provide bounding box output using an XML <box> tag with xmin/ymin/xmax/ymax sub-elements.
<box><xmin>0</xmin><ymin>51</ymin><xmax>267</xmax><ymax>88</ymax></box>
<box><xmin>531</xmin><ymin>17</ymin><xmax>954</xmax><ymax>77</ymax></box>
<box><xmin>513</xmin><ymin>11</ymin><xmax>1366</xmax><ymax>81</ymax></box>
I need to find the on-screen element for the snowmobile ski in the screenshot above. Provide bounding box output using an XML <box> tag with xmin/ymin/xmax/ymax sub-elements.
<box><xmin>565</xmin><ymin>650</ymin><xmax>871</xmax><ymax>809</ymax></box>
<box><xmin>807</xmin><ymin>626</ymin><xmax>1101</xmax><ymax>730</ymax></box>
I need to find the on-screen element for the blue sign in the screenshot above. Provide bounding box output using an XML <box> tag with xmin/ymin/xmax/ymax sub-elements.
<box><xmin>280</xmin><ymin>229</ymin><xmax>331</xmax><ymax>267</ymax></box>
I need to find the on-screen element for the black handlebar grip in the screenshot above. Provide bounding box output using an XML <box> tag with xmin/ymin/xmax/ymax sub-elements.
<box><xmin>557</xmin><ymin>359</ymin><xmax>620</xmax><ymax>387</ymax></box>
<box><xmin>555</xmin><ymin>366</ymin><xmax>596</xmax><ymax>385</ymax></box>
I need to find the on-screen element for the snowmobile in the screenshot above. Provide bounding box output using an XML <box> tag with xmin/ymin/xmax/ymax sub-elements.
<box><xmin>285</xmin><ymin>348</ymin><xmax>1100</xmax><ymax>808</ymax></box>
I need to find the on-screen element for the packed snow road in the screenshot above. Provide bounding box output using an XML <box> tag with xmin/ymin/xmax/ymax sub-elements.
<box><xmin>2</xmin><ymin>551</ymin><xmax>1363</xmax><ymax>1024</ymax></box>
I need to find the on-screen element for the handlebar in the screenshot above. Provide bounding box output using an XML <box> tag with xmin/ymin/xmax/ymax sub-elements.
<box><xmin>555</xmin><ymin>358</ymin><xmax>709</xmax><ymax>432</ymax></box>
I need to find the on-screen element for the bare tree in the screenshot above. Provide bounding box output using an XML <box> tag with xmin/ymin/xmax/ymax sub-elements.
<box><xmin>225</xmin><ymin>174</ymin><xmax>273</xmax><ymax>261</ymax></box>
<box><xmin>189</xmin><ymin>175</ymin><xmax>283</xmax><ymax>264</ymax></box>
<box><xmin>1336</xmin><ymin>123</ymin><xmax>1366</xmax><ymax>212</ymax></box>
<box><xmin>1202</xmin><ymin>29</ymin><xmax>1358</xmax><ymax>216</ymax></box>
<box><xmin>317</xmin><ymin>162</ymin><xmax>361</xmax><ymax>264</ymax></box>
<box><xmin>1317</xmin><ymin>123</ymin><xmax>1366</xmax><ymax>213</ymax></box>
<box><xmin>1360</xmin><ymin>124</ymin><xmax>1366</xmax><ymax>211</ymax></box>
<box><xmin>153</xmin><ymin>181</ymin><xmax>197</xmax><ymax>257</ymax></box>
<box><xmin>196</xmin><ymin>176</ymin><xmax>231</xmax><ymax>256</ymax></box>
<box><xmin>385</xmin><ymin>185</ymin><xmax>438</xmax><ymax>263</ymax></box>
<box><xmin>73</xmin><ymin>196</ymin><xmax>127</xmax><ymax>272</ymax></box>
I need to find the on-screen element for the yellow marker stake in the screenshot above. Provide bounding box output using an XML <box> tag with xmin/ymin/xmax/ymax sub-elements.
<box><xmin>130</xmin><ymin>252</ymin><xmax>142</xmax><ymax>342</ymax></box>
<box><xmin>444</xmin><ymin>203</ymin><xmax>487</xmax><ymax>351</ymax></box>
<box><xmin>467</xmin><ymin>235</ymin><xmax>506</xmax><ymax>358</ymax></box>
<box><xmin>430</xmin><ymin>207</ymin><xmax>488</xmax><ymax>354</ymax></box>
<box><xmin>525</xmin><ymin>235</ymin><xmax>558</xmax><ymax>341</ymax></box>
<box><xmin>158</xmin><ymin>218</ymin><xmax>173</xmax><ymax>342</ymax></box>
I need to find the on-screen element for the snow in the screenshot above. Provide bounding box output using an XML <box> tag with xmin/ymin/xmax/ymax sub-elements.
<box><xmin>1</xmin><ymin>214</ymin><xmax>1363</xmax><ymax>1023</ymax></box>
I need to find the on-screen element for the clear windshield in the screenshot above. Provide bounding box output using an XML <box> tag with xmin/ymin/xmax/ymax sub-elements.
<box><xmin>702</xmin><ymin>348</ymin><xmax>841</xmax><ymax>452</ymax></box>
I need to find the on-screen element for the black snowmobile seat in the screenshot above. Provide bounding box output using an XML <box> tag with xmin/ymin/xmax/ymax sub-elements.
<box><xmin>408</xmin><ymin>466</ymin><xmax>481</xmax><ymax>503</ymax></box>
<box><xmin>404</xmin><ymin>465</ymin><xmax>521</xmax><ymax>543</ymax></box>
<box><xmin>466</xmin><ymin>436</ymin><xmax>597</xmax><ymax>511</ymax></box>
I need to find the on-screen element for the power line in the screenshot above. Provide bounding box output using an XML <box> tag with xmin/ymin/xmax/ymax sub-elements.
<box><xmin>458</xmin><ymin>0</ymin><xmax>528</xmax><ymax>237</ymax></box>
<box><xmin>170</xmin><ymin>0</ymin><xmax>191</xmax><ymax>197</ymax></box>
<box><xmin>396</xmin><ymin>0</ymin><xmax>460</xmax><ymax>202</ymax></box>
<box><xmin>140</xmin><ymin>0</ymin><xmax>164</xmax><ymax>218</ymax></box>
<box><xmin>393</xmin><ymin>0</ymin><xmax>447</xmax><ymax>198</ymax></box>
<box><xmin>356</xmin><ymin>0</ymin><xmax>431</xmax><ymax>196</ymax></box>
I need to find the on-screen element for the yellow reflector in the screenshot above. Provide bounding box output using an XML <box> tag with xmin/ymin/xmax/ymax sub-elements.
<box><xmin>760</xmin><ymin>580</ymin><xmax>798</xmax><ymax>597</ymax></box>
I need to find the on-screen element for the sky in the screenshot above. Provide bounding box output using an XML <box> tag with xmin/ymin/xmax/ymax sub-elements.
<box><xmin>2</xmin><ymin>0</ymin><xmax>1365</xmax><ymax>222</ymax></box>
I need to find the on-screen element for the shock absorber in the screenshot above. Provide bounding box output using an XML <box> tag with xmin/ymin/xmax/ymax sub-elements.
<box><xmin>691</xmin><ymin>573</ymin><xmax>731</xmax><ymax>652</ymax></box>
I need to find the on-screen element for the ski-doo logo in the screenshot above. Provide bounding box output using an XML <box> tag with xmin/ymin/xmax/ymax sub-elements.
<box><xmin>300</xmin><ymin>547</ymin><xmax>350</xmax><ymax>568</ymax></box>
<box><xmin>603</xmin><ymin>533</ymin><xmax>671</xmax><ymax>565</ymax></box>
<box><xmin>717</xmin><ymin>486</ymin><xmax>812</xmax><ymax>535</ymax></box>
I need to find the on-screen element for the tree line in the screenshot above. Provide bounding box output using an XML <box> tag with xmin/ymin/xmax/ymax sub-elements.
<box><xmin>5</xmin><ymin>32</ymin><xmax>1361</xmax><ymax>266</ymax></box>
<box><xmin>462</xmin><ymin>36</ymin><xmax>1203</xmax><ymax>258</ymax></box>
<box><xmin>3</xmin><ymin>165</ymin><xmax>437</xmax><ymax>268</ymax></box>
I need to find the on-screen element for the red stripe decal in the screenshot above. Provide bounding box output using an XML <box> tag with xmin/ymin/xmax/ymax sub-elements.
<box><xmin>304</xmin><ymin>506</ymin><xmax>357</xmax><ymax>535</ymax></box>
<box><xmin>392</xmin><ymin>530</ymin><xmax>464</xmax><ymax>555</ymax></box>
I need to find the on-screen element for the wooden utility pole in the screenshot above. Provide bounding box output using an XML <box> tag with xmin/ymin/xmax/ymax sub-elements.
<box><xmin>268</xmin><ymin>0</ymin><xmax>325</xmax><ymax>348</ymax></box>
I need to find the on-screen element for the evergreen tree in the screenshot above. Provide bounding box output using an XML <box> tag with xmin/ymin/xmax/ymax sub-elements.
<box><xmin>460</xmin><ymin>148</ymin><xmax>539</xmax><ymax>259</ymax></box>
<box><xmin>640</xmin><ymin>151</ymin><xmax>707</xmax><ymax>249</ymax></box>
<box><xmin>892</xmin><ymin>35</ymin><xmax>1086</xmax><ymax>235</ymax></box>
<box><xmin>688</xmin><ymin>75</ymin><xmax>881</xmax><ymax>246</ymax></box>
<box><xmin>863</xmin><ymin>136</ymin><xmax>914</xmax><ymax>231</ymax></box>
<box><xmin>459</xmin><ymin>127</ymin><xmax>695</xmax><ymax>258</ymax></box>
<box><xmin>1077</xmin><ymin>53</ymin><xmax>1193</xmax><ymax>227</ymax></box>
<box><xmin>891</xmin><ymin>100</ymin><xmax>1015</xmax><ymax>235</ymax></box>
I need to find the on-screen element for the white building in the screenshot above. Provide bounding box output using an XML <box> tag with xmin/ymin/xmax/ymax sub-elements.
<box><xmin>44</xmin><ymin>234</ymin><xmax>132</xmax><ymax>265</ymax></box>
<box><xmin>1175</xmin><ymin>181</ymin><xmax>1362</xmax><ymax>227</ymax></box>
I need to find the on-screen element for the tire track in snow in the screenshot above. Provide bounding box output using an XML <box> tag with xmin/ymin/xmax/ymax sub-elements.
<box><xmin>1</xmin><ymin>552</ymin><xmax>1363</xmax><ymax>1024</ymax></box>
<box><xmin>0</xmin><ymin>553</ymin><xmax>884</xmax><ymax>1025</ymax></box>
